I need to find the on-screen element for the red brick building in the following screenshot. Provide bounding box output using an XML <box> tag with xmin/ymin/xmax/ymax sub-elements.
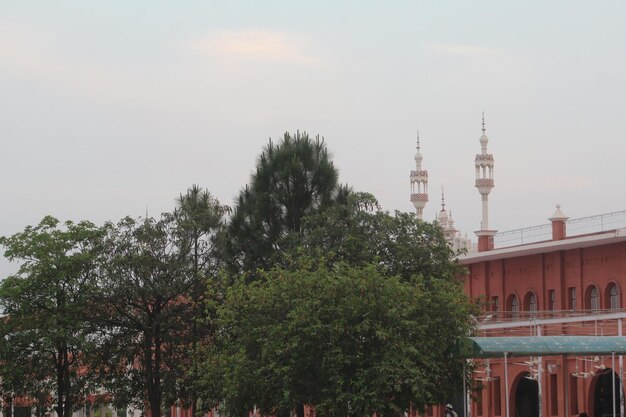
<box><xmin>458</xmin><ymin>209</ymin><xmax>626</xmax><ymax>417</ymax></box>
<box><xmin>411</xmin><ymin>118</ymin><xmax>626</xmax><ymax>417</ymax></box>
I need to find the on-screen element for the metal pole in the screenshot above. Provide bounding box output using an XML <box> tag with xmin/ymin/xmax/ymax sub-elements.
<box><xmin>463</xmin><ymin>360</ymin><xmax>467</xmax><ymax>417</ymax></box>
<box><xmin>613</xmin><ymin>352</ymin><xmax>617</xmax><ymax>417</ymax></box>
<box><xmin>504</xmin><ymin>353</ymin><xmax>510</xmax><ymax>417</ymax></box>
<box><xmin>619</xmin><ymin>318</ymin><xmax>624</xmax><ymax>417</ymax></box>
<box><xmin>564</xmin><ymin>354</ymin><xmax>570</xmax><ymax>417</ymax></box>
<box><xmin>537</xmin><ymin>326</ymin><xmax>543</xmax><ymax>417</ymax></box>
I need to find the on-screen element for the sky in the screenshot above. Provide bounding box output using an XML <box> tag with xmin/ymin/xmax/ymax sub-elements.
<box><xmin>1</xmin><ymin>1</ymin><xmax>626</xmax><ymax>276</ymax></box>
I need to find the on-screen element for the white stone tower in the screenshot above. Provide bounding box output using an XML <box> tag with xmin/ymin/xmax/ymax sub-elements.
<box><xmin>410</xmin><ymin>132</ymin><xmax>429</xmax><ymax>219</ymax></box>
<box><xmin>474</xmin><ymin>113</ymin><xmax>496</xmax><ymax>251</ymax></box>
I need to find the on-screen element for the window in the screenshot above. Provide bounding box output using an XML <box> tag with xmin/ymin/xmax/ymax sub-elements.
<box><xmin>608</xmin><ymin>284</ymin><xmax>620</xmax><ymax>309</ymax></box>
<box><xmin>585</xmin><ymin>285</ymin><xmax>600</xmax><ymax>311</ymax></box>
<box><xmin>569</xmin><ymin>375</ymin><xmax>578</xmax><ymax>414</ymax></box>
<box><xmin>508</xmin><ymin>294</ymin><xmax>519</xmax><ymax>319</ymax></box>
<box><xmin>525</xmin><ymin>292</ymin><xmax>537</xmax><ymax>312</ymax></box>
<box><xmin>492</xmin><ymin>296</ymin><xmax>499</xmax><ymax>313</ymax></box>
<box><xmin>491</xmin><ymin>377</ymin><xmax>502</xmax><ymax>416</ymax></box>
<box><xmin>568</xmin><ymin>287</ymin><xmax>576</xmax><ymax>310</ymax></box>
<box><xmin>548</xmin><ymin>289</ymin><xmax>556</xmax><ymax>311</ymax></box>
<box><xmin>590</xmin><ymin>286</ymin><xmax>600</xmax><ymax>311</ymax></box>
<box><xmin>550</xmin><ymin>374</ymin><xmax>558</xmax><ymax>415</ymax></box>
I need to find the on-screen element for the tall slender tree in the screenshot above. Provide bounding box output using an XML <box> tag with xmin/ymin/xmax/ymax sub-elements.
<box><xmin>173</xmin><ymin>185</ymin><xmax>227</xmax><ymax>414</ymax></box>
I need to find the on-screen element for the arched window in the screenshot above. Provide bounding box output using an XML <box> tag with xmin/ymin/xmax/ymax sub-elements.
<box><xmin>508</xmin><ymin>294</ymin><xmax>519</xmax><ymax>319</ymax></box>
<box><xmin>524</xmin><ymin>292</ymin><xmax>538</xmax><ymax>312</ymax></box>
<box><xmin>607</xmin><ymin>283</ymin><xmax>620</xmax><ymax>310</ymax></box>
<box><xmin>590</xmin><ymin>287</ymin><xmax>600</xmax><ymax>310</ymax></box>
<box><xmin>585</xmin><ymin>285</ymin><xmax>600</xmax><ymax>311</ymax></box>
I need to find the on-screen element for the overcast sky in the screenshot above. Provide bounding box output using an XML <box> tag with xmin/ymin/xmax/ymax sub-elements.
<box><xmin>1</xmin><ymin>1</ymin><xmax>625</xmax><ymax>276</ymax></box>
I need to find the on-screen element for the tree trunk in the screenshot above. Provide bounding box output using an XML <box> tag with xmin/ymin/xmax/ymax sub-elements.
<box><xmin>296</xmin><ymin>404</ymin><xmax>305</xmax><ymax>417</ymax></box>
<box><xmin>56</xmin><ymin>347</ymin><xmax>66</xmax><ymax>417</ymax></box>
<box><xmin>63</xmin><ymin>348</ymin><xmax>72</xmax><ymax>417</ymax></box>
<box><xmin>145</xmin><ymin>330</ymin><xmax>162</xmax><ymax>417</ymax></box>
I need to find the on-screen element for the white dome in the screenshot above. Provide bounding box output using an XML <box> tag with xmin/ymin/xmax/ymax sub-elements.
<box><xmin>480</xmin><ymin>134</ymin><xmax>489</xmax><ymax>147</ymax></box>
<box><xmin>414</xmin><ymin>151</ymin><xmax>423</xmax><ymax>163</ymax></box>
<box><xmin>438</xmin><ymin>209</ymin><xmax>449</xmax><ymax>223</ymax></box>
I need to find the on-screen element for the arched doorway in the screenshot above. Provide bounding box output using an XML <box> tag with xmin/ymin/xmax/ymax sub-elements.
<box><xmin>593</xmin><ymin>369</ymin><xmax>621</xmax><ymax>417</ymax></box>
<box><xmin>515</xmin><ymin>372</ymin><xmax>539</xmax><ymax>417</ymax></box>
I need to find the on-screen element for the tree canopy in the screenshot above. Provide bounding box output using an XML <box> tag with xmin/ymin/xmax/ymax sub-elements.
<box><xmin>223</xmin><ymin>131</ymin><xmax>349</xmax><ymax>274</ymax></box>
<box><xmin>92</xmin><ymin>211</ymin><xmax>224</xmax><ymax>417</ymax></box>
<box><xmin>279</xmin><ymin>192</ymin><xmax>462</xmax><ymax>283</ymax></box>
<box><xmin>203</xmin><ymin>259</ymin><xmax>473</xmax><ymax>417</ymax></box>
<box><xmin>201</xmin><ymin>193</ymin><xmax>475</xmax><ymax>417</ymax></box>
<box><xmin>0</xmin><ymin>216</ymin><xmax>104</xmax><ymax>417</ymax></box>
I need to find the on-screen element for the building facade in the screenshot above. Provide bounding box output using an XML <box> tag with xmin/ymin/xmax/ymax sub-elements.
<box><xmin>412</xmin><ymin>118</ymin><xmax>626</xmax><ymax>417</ymax></box>
<box><xmin>458</xmin><ymin>210</ymin><xmax>626</xmax><ymax>417</ymax></box>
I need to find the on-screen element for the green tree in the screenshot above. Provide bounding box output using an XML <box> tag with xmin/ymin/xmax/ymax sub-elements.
<box><xmin>281</xmin><ymin>192</ymin><xmax>461</xmax><ymax>283</ymax></box>
<box><xmin>0</xmin><ymin>216</ymin><xmax>104</xmax><ymax>417</ymax></box>
<box><xmin>93</xmin><ymin>214</ymin><xmax>209</xmax><ymax>417</ymax></box>
<box><xmin>172</xmin><ymin>185</ymin><xmax>227</xmax><ymax>414</ymax></box>
<box><xmin>175</xmin><ymin>184</ymin><xmax>227</xmax><ymax>278</ymax></box>
<box><xmin>223</xmin><ymin>131</ymin><xmax>348</xmax><ymax>274</ymax></box>
<box><xmin>203</xmin><ymin>260</ymin><xmax>473</xmax><ymax>417</ymax></box>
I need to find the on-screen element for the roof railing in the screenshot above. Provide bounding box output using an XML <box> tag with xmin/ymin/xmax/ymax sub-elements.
<box><xmin>493</xmin><ymin>210</ymin><xmax>626</xmax><ymax>248</ymax></box>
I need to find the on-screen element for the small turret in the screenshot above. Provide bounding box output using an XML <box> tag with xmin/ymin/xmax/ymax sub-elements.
<box><xmin>549</xmin><ymin>204</ymin><xmax>569</xmax><ymax>240</ymax></box>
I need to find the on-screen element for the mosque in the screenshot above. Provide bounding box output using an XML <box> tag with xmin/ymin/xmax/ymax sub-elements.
<box><xmin>411</xmin><ymin>118</ymin><xmax>626</xmax><ymax>417</ymax></box>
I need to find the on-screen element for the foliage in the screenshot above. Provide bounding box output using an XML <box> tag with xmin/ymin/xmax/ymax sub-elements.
<box><xmin>280</xmin><ymin>192</ymin><xmax>463</xmax><ymax>283</ymax></box>
<box><xmin>223</xmin><ymin>131</ymin><xmax>349</xmax><ymax>274</ymax></box>
<box><xmin>175</xmin><ymin>184</ymin><xmax>227</xmax><ymax>278</ymax></box>
<box><xmin>0</xmin><ymin>216</ymin><xmax>104</xmax><ymax>417</ymax></box>
<box><xmin>172</xmin><ymin>185</ymin><xmax>228</xmax><ymax>413</ymax></box>
<box><xmin>92</xmin><ymin>213</ymin><xmax>216</xmax><ymax>417</ymax></box>
<box><xmin>203</xmin><ymin>260</ymin><xmax>474</xmax><ymax>417</ymax></box>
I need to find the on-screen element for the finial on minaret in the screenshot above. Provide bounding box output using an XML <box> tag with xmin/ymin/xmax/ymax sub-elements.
<box><xmin>441</xmin><ymin>187</ymin><xmax>445</xmax><ymax>210</ymax></box>
<box><xmin>482</xmin><ymin>111</ymin><xmax>486</xmax><ymax>134</ymax></box>
<box><xmin>437</xmin><ymin>187</ymin><xmax>448</xmax><ymax>226</ymax></box>
<box><xmin>410</xmin><ymin>131</ymin><xmax>429</xmax><ymax>220</ymax></box>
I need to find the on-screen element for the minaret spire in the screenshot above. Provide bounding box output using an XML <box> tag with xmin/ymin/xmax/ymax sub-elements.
<box><xmin>410</xmin><ymin>131</ymin><xmax>429</xmax><ymax>220</ymax></box>
<box><xmin>481</xmin><ymin>111</ymin><xmax>486</xmax><ymax>134</ymax></box>
<box><xmin>441</xmin><ymin>187</ymin><xmax>445</xmax><ymax>210</ymax></box>
<box><xmin>475</xmin><ymin>112</ymin><xmax>496</xmax><ymax>251</ymax></box>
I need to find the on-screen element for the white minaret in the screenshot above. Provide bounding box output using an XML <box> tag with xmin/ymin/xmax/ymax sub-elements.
<box><xmin>474</xmin><ymin>113</ymin><xmax>496</xmax><ymax>251</ymax></box>
<box><xmin>438</xmin><ymin>189</ymin><xmax>455</xmax><ymax>240</ymax></box>
<box><xmin>410</xmin><ymin>132</ymin><xmax>429</xmax><ymax>219</ymax></box>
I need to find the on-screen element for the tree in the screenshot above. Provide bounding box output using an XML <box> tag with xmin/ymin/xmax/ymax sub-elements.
<box><xmin>199</xmin><ymin>192</ymin><xmax>477</xmax><ymax>417</ymax></box>
<box><xmin>173</xmin><ymin>185</ymin><xmax>227</xmax><ymax>414</ymax></box>
<box><xmin>175</xmin><ymin>184</ymin><xmax>227</xmax><ymax>278</ymax></box>
<box><xmin>280</xmin><ymin>192</ymin><xmax>462</xmax><ymax>284</ymax></box>
<box><xmin>223</xmin><ymin>131</ymin><xmax>348</xmax><ymax>274</ymax></box>
<box><xmin>0</xmin><ymin>216</ymin><xmax>104</xmax><ymax>417</ymax></box>
<box><xmin>93</xmin><ymin>214</ymin><xmax>214</xmax><ymax>417</ymax></box>
<box><xmin>202</xmin><ymin>260</ymin><xmax>474</xmax><ymax>417</ymax></box>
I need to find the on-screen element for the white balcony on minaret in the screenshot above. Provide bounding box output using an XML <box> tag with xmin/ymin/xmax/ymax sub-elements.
<box><xmin>410</xmin><ymin>132</ymin><xmax>429</xmax><ymax>219</ymax></box>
